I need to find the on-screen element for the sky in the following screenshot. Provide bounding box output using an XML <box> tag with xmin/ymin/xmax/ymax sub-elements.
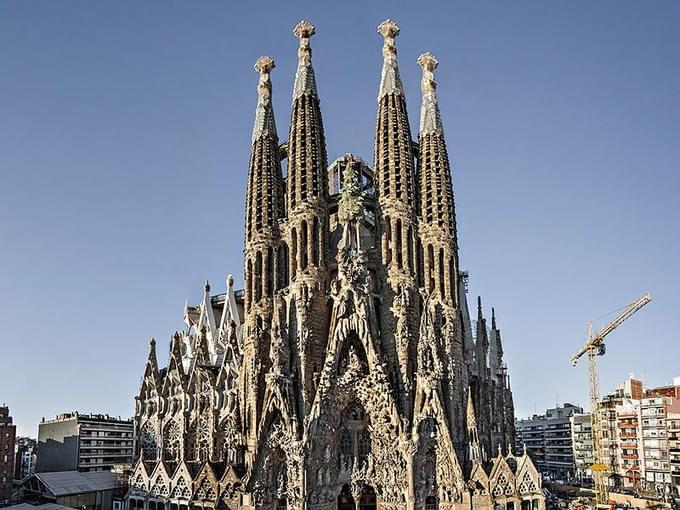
<box><xmin>1</xmin><ymin>1</ymin><xmax>678</xmax><ymax>437</ymax></box>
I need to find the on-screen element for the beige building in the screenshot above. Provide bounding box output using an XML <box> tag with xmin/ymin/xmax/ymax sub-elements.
<box><xmin>640</xmin><ymin>396</ymin><xmax>680</xmax><ymax>495</ymax></box>
<box><xmin>570</xmin><ymin>413</ymin><xmax>594</xmax><ymax>483</ymax></box>
<box><xmin>128</xmin><ymin>19</ymin><xmax>544</xmax><ymax>510</ymax></box>
<box><xmin>576</xmin><ymin>377</ymin><xmax>680</xmax><ymax>496</ymax></box>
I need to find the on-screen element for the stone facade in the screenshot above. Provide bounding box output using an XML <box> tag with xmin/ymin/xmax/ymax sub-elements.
<box><xmin>129</xmin><ymin>19</ymin><xmax>545</xmax><ymax>510</ymax></box>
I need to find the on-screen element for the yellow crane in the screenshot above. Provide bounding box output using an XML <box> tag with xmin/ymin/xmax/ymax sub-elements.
<box><xmin>570</xmin><ymin>291</ymin><xmax>652</xmax><ymax>506</ymax></box>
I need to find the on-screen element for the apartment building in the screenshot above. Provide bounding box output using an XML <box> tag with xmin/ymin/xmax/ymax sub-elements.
<box><xmin>667</xmin><ymin>413</ymin><xmax>680</xmax><ymax>493</ymax></box>
<box><xmin>640</xmin><ymin>396</ymin><xmax>680</xmax><ymax>495</ymax></box>
<box><xmin>14</xmin><ymin>437</ymin><xmax>37</xmax><ymax>480</ymax></box>
<box><xmin>0</xmin><ymin>406</ymin><xmax>17</xmax><ymax>505</ymax></box>
<box><xmin>570</xmin><ymin>413</ymin><xmax>594</xmax><ymax>483</ymax></box>
<box><xmin>616</xmin><ymin>399</ymin><xmax>643</xmax><ymax>489</ymax></box>
<box><xmin>37</xmin><ymin>413</ymin><xmax>134</xmax><ymax>473</ymax></box>
<box><xmin>516</xmin><ymin>403</ymin><xmax>582</xmax><ymax>479</ymax></box>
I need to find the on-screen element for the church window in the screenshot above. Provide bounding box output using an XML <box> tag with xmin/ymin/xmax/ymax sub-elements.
<box><xmin>438</xmin><ymin>248</ymin><xmax>445</xmax><ymax>297</ymax></box>
<box><xmin>140</xmin><ymin>423</ymin><xmax>158</xmax><ymax>461</ymax></box>
<box><xmin>255</xmin><ymin>251</ymin><xmax>263</xmax><ymax>302</ymax></box>
<box><xmin>396</xmin><ymin>219</ymin><xmax>403</xmax><ymax>269</ymax></box>
<box><xmin>300</xmin><ymin>221</ymin><xmax>308</xmax><ymax>270</ymax></box>
<box><xmin>150</xmin><ymin>478</ymin><xmax>169</xmax><ymax>498</ymax></box>
<box><xmin>340</xmin><ymin>429</ymin><xmax>352</xmax><ymax>456</ymax></box>
<box><xmin>407</xmin><ymin>226</ymin><xmax>414</xmax><ymax>273</ymax></box>
<box><xmin>425</xmin><ymin>496</ymin><xmax>437</xmax><ymax>510</ymax></box>
<box><xmin>132</xmin><ymin>474</ymin><xmax>146</xmax><ymax>491</ymax></box>
<box><xmin>278</xmin><ymin>243</ymin><xmax>289</xmax><ymax>288</ymax></box>
<box><xmin>384</xmin><ymin>216</ymin><xmax>392</xmax><ymax>265</ymax></box>
<box><xmin>358</xmin><ymin>428</ymin><xmax>371</xmax><ymax>461</ymax></box>
<box><xmin>194</xmin><ymin>417</ymin><xmax>211</xmax><ymax>462</ymax></box>
<box><xmin>290</xmin><ymin>228</ymin><xmax>297</xmax><ymax>279</ymax></box>
<box><xmin>312</xmin><ymin>217</ymin><xmax>319</xmax><ymax>266</ymax></box>
<box><xmin>195</xmin><ymin>478</ymin><xmax>216</xmax><ymax>501</ymax></box>
<box><xmin>267</xmin><ymin>247</ymin><xmax>274</xmax><ymax>297</ymax></box>
<box><xmin>171</xmin><ymin>477</ymin><xmax>191</xmax><ymax>499</ymax></box>
<box><xmin>163</xmin><ymin>420</ymin><xmax>181</xmax><ymax>462</ymax></box>
<box><xmin>427</xmin><ymin>244</ymin><xmax>435</xmax><ymax>292</ymax></box>
<box><xmin>448</xmin><ymin>256</ymin><xmax>455</xmax><ymax>302</ymax></box>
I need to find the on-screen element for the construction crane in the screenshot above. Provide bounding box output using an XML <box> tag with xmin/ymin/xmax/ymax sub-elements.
<box><xmin>570</xmin><ymin>291</ymin><xmax>652</xmax><ymax>506</ymax></box>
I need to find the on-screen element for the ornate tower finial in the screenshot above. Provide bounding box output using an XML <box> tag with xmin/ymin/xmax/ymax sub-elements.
<box><xmin>292</xmin><ymin>20</ymin><xmax>318</xmax><ymax>99</ymax></box>
<box><xmin>254</xmin><ymin>55</ymin><xmax>275</xmax><ymax>75</ymax></box>
<box><xmin>294</xmin><ymin>20</ymin><xmax>315</xmax><ymax>61</ymax></box>
<box><xmin>377</xmin><ymin>19</ymin><xmax>404</xmax><ymax>97</ymax></box>
<box><xmin>418</xmin><ymin>52</ymin><xmax>443</xmax><ymax>135</ymax></box>
<box><xmin>251</xmin><ymin>56</ymin><xmax>277</xmax><ymax>143</ymax></box>
<box><xmin>377</xmin><ymin>19</ymin><xmax>399</xmax><ymax>57</ymax></box>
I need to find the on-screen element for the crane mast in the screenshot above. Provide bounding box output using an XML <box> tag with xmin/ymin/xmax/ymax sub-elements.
<box><xmin>570</xmin><ymin>292</ymin><xmax>651</xmax><ymax>506</ymax></box>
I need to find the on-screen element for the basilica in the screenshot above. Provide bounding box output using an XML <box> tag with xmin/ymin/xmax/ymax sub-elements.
<box><xmin>128</xmin><ymin>19</ymin><xmax>545</xmax><ymax>510</ymax></box>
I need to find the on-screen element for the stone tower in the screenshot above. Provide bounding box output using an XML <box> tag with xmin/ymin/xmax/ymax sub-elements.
<box><xmin>130</xmin><ymin>19</ymin><xmax>543</xmax><ymax>510</ymax></box>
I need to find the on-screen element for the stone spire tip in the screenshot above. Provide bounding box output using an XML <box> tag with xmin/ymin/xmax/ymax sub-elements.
<box><xmin>377</xmin><ymin>19</ymin><xmax>400</xmax><ymax>39</ymax></box>
<box><xmin>293</xmin><ymin>20</ymin><xmax>315</xmax><ymax>39</ymax></box>
<box><xmin>254</xmin><ymin>56</ymin><xmax>275</xmax><ymax>75</ymax></box>
<box><xmin>417</xmin><ymin>52</ymin><xmax>439</xmax><ymax>72</ymax></box>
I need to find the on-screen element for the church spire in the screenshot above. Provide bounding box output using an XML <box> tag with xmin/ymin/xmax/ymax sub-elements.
<box><xmin>287</xmin><ymin>20</ymin><xmax>329</xmax><ymax>212</ymax></box>
<box><xmin>377</xmin><ymin>19</ymin><xmax>404</xmax><ymax>98</ymax></box>
<box><xmin>244</xmin><ymin>56</ymin><xmax>284</xmax><ymax>311</ymax></box>
<box><xmin>373</xmin><ymin>19</ymin><xmax>419</xmax><ymax>417</ymax></box>
<box><xmin>292</xmin><ymin>20</ymin><xmax>318</xmax><ymax>99</ymax></box>
<box><xmin>374</xmin><ymin>19</ymin><xmax>416</xmax><ymax>217</ymax></box>
<box><xmin>467</xmin><ymin>388</ymin><xmax>481</xmax><ymax>462</ymax></box>
<box><xmin>417</xmin><ymin>53</ymin><xmax>459</xmax><ymax>303</ymax></box>
<box><xmin>251</xmin><ymin>56</ymin><xmax>277</xmax><ymax>143</ymax></box>
<box><xmin>285</xmin><ymin>20</ymin><xmax>331</xmax><ymax>415</ymax></box>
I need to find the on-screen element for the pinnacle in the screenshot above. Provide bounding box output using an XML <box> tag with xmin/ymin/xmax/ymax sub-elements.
<box><xmin>377</xmin><ymin>19</ymin><xmax>400</xmax><ymax>39</ymax></box>
<box><xmin>293</xmin><ymin>20</ymin><xmax>315</xmax><ymax>39</ymax></box>
<box><xmin>254</xmin><ymin>56</ymin><xmax>275</xmax><ymax>75</ymax></box>
<box><xmin>417</xmin><ymin>52</ymin><xmax>439</xmax><ymax>72</ymax></box>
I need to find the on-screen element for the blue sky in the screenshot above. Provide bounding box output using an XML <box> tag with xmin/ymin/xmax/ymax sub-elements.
<box><xmin>1</xmin><ymin>1</ymin><xmax>678</xmax><ymax>436</ymax></box>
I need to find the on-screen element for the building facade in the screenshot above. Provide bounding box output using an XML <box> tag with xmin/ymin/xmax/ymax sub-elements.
<box><xmin>1</xmin><ymin>406</ymin><xmax>17</xmax><ymax>505</ymax></box>
<box><xmin>515</xmin><ymin>404</ymin><xmax>582</xmax><ymax>480</ymax></box>
<box><xmin>640</xmin><ymin>396</ymin><xmax>680</xmax><ymax>496</ymax></box>
<box><xmin>128</xmin><ymin>20</ymin><xmax>545</xmax><ymax>510</ymax></box>
<box><xmin>570</xmin><ymin>413</ymin><xmax>594</xmax><ymax>484</ymax></box>
<box><xmin>15</xmin><ymin>437</ymin><xmax>38</xmax><ymax>481</ymax></box>
<box><xmin>567</xmin><ymin>377</ymin><xmax>680</xmax><ymax>495</ymax></box>
<box><xmin>37</xmin><ymin>413</ymin><xmax>134</xmax><ymax>473</ymax></box>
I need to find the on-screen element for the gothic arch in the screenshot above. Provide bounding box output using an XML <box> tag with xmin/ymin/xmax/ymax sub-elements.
<box><xmin>140</xmin><ymin>421</ymin><xmax>159</xmax><ymax>461</ymax></box>
<box><xmin>162</xmin><ymin>419</ymin><xmax>182</xmax><ymax>462</ymax></box>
